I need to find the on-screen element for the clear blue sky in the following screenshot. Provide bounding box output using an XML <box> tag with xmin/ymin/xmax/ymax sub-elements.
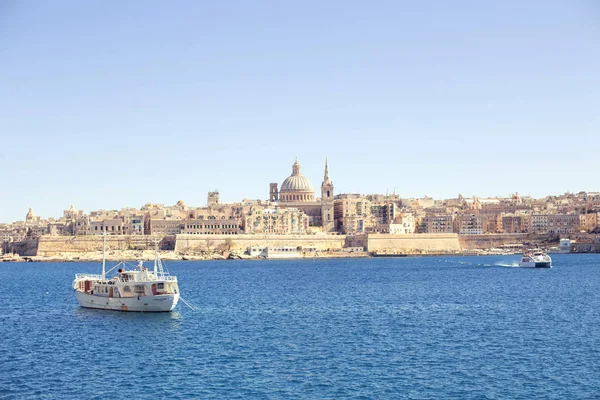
<box><xmin>1</xmin><ymin>1</ymin><xmax>598</xmax><ymax>223</ymax></box>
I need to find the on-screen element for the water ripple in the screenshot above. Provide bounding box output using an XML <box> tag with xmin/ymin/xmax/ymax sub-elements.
<box><xmin>1</xmin><ymin>255</ymin><xmax>599</xmax><ymax>398</ymax></box>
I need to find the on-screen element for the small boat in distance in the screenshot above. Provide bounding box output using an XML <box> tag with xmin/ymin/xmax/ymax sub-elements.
<box><xmin>519</xmin><ymin>250</ymin><xmax>552</xmax><ymax>268</ymax></box>
<box><xmin>73</xmin><ymin>234</ymin><xmax>180</xmax><ymax>312</ymax></box>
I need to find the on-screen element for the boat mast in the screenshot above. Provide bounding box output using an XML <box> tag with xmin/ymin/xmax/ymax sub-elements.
<box><xmin>101</xmin><ymin>231</ymin><xmax>106</xmax><ymax>281</ymax></box>
<box><xmin>153</xmin><ymin>237</ymin><xmax>166</xmax><ymax>279</ymax></box>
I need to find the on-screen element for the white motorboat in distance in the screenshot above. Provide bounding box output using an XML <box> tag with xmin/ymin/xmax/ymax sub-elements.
<box><xmin>519</xmin><ymin>250</ymin><xmax>552</xmax><ymax>268</ymax></box>
<box><xmin>73</xmin><ymin>234</ymin><xmax>180</xmax><ymax>312</ymax></box>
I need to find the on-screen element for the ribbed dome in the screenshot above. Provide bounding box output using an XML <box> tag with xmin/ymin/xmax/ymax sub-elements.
<box><xmin>281</xmin><ymin>174</ymin><xmax>314</xmax><ymax>193</ymax></box>
<box><xmin>279</xmin><ymin>159</ymin><xmax>315</xmax><ymax>202</ymax></box>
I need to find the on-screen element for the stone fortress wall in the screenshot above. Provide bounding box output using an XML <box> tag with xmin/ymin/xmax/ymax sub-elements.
<box><xmin>20</xmin><ymin>233</ymin><xmax>465</xmax><ymax>257</ymax></box>
<box><xmin>34</xmin><ymin>235</ymin><xmax>174</xmax><ymax>257</ymax></box>
<box><xmin>348</xmin><ymin>233</ymin><xmax>461</xmax><ymax>253</ymax></box>
<box><xmin>8</xmin><ymin>233</ymin><xmax>548</xmax><ymax>259</ymax></box>
<box><xmin>174</xmin><ymin>234</ymin><xmax>347</xmax><ymax>253</ymax></box>
<box><xmin>458</xmin><ymin>233</ymin><xmax>544</xmax><ymax>250</ymax></box>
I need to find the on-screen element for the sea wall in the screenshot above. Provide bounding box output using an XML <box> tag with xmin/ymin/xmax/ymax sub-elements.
<box><xmin>458</xmin><ymin>234</ymin><xmax>550</xmax><ymax>250</ymax></box>
<box><xmin>12</xmin><ymin>238</ymin><xmax>40</xmax><ymax>257</ymax></box>
<box><xmin>347</xmin><ymin>233</ymin><xmax>461</xmax><ymax>253</ymax></box>
<box><xmin>174</xmin><ymin>234</ymin><xmax>347</xmax><ymax>253</ymax></box>
<box><xmin>34</xmin><ymin>235</ymin><xmax>175</xmax><ymax>257</ymax></box>
<box><xmin>11</xmin><ymin>232</ymin><xmax>558</xmax><ymax>259</ymax></box>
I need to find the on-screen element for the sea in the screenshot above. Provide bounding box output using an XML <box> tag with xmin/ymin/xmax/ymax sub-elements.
<box><xmin>1</xmin><ymin>254</ymin><xmax>599</xmax><ymax>399</ymax></box>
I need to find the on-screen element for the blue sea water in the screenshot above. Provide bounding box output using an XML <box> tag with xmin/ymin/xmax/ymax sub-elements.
<box><xmin>1</xmin><ymin>254</ymin><xmax>599</xmax><ymax>399</ymax></box>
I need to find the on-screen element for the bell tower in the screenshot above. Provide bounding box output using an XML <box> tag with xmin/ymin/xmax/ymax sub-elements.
<box><xmin>321</xmin><ymin>158</ymin><xmax>335</xmax><ymax>232</ymax></box>
<box><xmin>270</xmin><ymin>183</ymin><xmax>279</xmax><ymax>202</ymax></box>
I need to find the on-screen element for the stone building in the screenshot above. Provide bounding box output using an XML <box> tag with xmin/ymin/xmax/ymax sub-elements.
<box><xmin>182</xmin><ymin>217</ymin><xmax>242</xmax><ymax>235</ymax></box>
<box><xmin>75</xmin><ymin>215</ymin><xmax>91</xmax><ymax>235</ymax></box>
<box><xmin>369</xmin><ymin>201</ymin><xmax>397</xmax><ymax>226</ymax></box>
<box><xmin>207</xmin><ymin>192</ymin><xmax>220</xmax><ymax>207</ymax></box>
<box><xmin>242</xmin><ymin>206</ymin><xmax>310</xmax><ymax>234</ymax></box>
<box><xmin>145</xmin><ymin>217</ymin><xmax>182</xmax><ymax>236</ymax></box>
<box><xmin>457</xmin><ymin>214</ymin><xmax>483</xmax><ymax>234</ymax></box>
<box><xmin>530</xmin><ymin>214</ymin><xmax>549</xmax><ymax>234</ymax></box>
<box><xmin>423</xmin><ymin>215</ymin><xmax>455</xmax><ymax>234</ymax></box>
<box><xmin>90</xmin><ymin>218</ymin><xmax>124</xmax><ymax>235</ymax></box>
<box><xmin>122</xmin><ymin>214</ymin><xmax>145</xmax><ymax>235</ymax></box>
<box><xmin>25</xmin><ymin>208</ymin><xmax>40</xmax><ymax>223</ymax></box>
<box><xmin>502</xmin><ymin>215</ymin><xmax>525</xmax><ymax>234</ymax></box>
<box><xmin>269</xmin><ymin>159</ymin><xmax>334</xmax><ymax>232</ymax></box>
<box><xmin>334</xmin><ymin>194</ymin><xmax>371</xmax><ymax>234</ymax></box>
<box><xmin>481</xmin><ymin>214</ymin><xmax>503</xmax><ymax>234</ymax></box>
<box><xmin>548</xmin><ymin>214</ymin><xmax>581</xmax><ymax>235</ymax></box>
<box><xmin>579</xmin><ymin>213</ymin><xmax>598</xmax><ymax>232</ymax></box>
<box><xmin>367</xmin><ymin>213</ymin><xmax>415</xmax><ymax>234</ymax></box>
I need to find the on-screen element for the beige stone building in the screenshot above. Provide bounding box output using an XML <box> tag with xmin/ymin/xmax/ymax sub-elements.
<box><xmin>333</xmin><ymin>193</ymin><xmax>401</xmax><ymax>234</ymax></box>
<box><xmin>334</xmin><ymin>194</ymin><xmax>371</xmax><ymax>234</ymax></box>
<box><xmin>242</xmin><ymin>206</ymin><xmax>309</xmax><ymax>234</ymax></box>
<box><xmin>269</xmin><ymin>159</ymin><xmax>335</xmax><ymax>232</ymax></box>
<box><xmin>457</xmin><ymin>214</ymin><xmax>483</xmax><ymax>234</ymax></box>
<box><xmin>481</xmin><ymin>214</ymin><xmax>503</xmax><ymax>234</ymax></box>
<box><xmin>580</xmin><ymin>213</ymin><xmax>598</xmax><ymax>232</ymax></box>
<box><xmin>423</xmin><ymin>215</ymin><xmax>454</xmax><ymax>234</ymax></box>
<box><xmin>182</xmin><ymin>218</ymin><xmax>242</xmax><ymax>235</ymax></box>
<box><xmin>530</xmin><ymin>214</ymin><xmax>549</xmax><ymax>234</ymax></box>
<box><xmin>145</xmin><ymin>218</ymin><xmax>182</xmax><ymax>236</ymax></box>
<box><xmin>90</xmin><ymin>218</ymin><xmax>124</xmax><ymax>235</ymax></box>
<box><xmin>367</xmin><ymin>213</ymin><xmax>415</xmax><ymax>234</ymax></box>
<box><xmin>548</xmin><ymin>214</ymin><xmax>582</xmax><ymax>235</ymax></box>
<box><xmin>502</xmin><ymin>215</ymin><xmax>527</xmax><ymax>234</ymax></box>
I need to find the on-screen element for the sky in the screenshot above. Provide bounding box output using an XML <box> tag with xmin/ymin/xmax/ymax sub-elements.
<box><xmin>1</xmin><ymin>1</ymin><xmax>599</xmax><ymax>223</ymax></box>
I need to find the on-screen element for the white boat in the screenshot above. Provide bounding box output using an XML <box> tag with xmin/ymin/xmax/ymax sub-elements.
<box><xmin>519</xmin><ymin>250</ymin><xmax>552</xmax><ymax>268</ymax></box>
<box><xmin>246</xmin><ymin>246</ymin><xmax>302</xmax><ymax>259</ymax></box>
<box><xmin>73</xmin><ymin>234</ymin><xmax>180</xmax><ymax>312</ymax></box>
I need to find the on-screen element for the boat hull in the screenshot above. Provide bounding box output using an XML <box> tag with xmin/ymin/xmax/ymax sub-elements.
<box><xmin>75</xmin><ymin>291</ymin><xmax>180</xmax><ymax>312</ymax></box>
<box><xmin>519</xmin><ymin>261</ymin><xmax>552</xmax><ymax>268</ymax></box>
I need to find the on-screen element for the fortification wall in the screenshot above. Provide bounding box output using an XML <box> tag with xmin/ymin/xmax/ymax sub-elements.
<box><xmin>174</xmin><ymin>234</ymin><xmax>346</xmax><ymax>253</ymax></box>
<box><xmin>360</xmin><ymin>234</ymin><xmax>461</xmax><ymax>252</ymax></box>
<box><xmin>17</xmin><ymin>232</ymin><xmax>553</xmax><ymax>258</ymax></box>
<box><xmin>458</xmin><ymin>234</ymin><xmax>547</xmax><ymax>250</ymax></box>
<box><xmin>35</xmin><ymin>235</ymin><xmax>175</xmax><ymax>257</ymax></box>
<box><xmin>12</xmin><ymin>239</ymin><xmax>40</xmax><ymax>256</ymax></box>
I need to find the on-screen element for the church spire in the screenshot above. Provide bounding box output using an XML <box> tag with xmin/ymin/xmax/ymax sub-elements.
<box><xmin>322</xmin><ymin>157</ymin><xmax>331</xmax><ymax>186</ymax></box>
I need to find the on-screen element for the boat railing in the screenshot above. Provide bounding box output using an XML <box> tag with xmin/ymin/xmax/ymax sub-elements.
<box><xmin>157</xmin><ymin>276</ymin><xmax>178</xmax><ymax>281</ymax></box>
<box><xmin>75</xmin><ymin>273</ymin><xmax>103</xmax><ymax>280</ymax></box>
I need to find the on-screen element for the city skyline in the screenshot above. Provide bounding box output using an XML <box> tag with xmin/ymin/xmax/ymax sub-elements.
<box><xmin>0</xmin><ymin>155</ymin><xmax>599</xmax><ymax>223</ymax></box>
<box><xmin>2</xmin><ymin>162</ymin><xmax>598</xmax><ymax>225</ymax></box>
<box><xmin>1</xmin><ymin>1</ymin><xmax>599</xmax><ymax>222</ymax></box>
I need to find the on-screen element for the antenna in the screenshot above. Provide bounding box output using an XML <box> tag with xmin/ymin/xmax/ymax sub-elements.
<box><xmin>153</xmin><ymin>237</ymin><xmax>159</xmax><ymax>276</ymax></box>
<box><xmin>153</xmin><ymin>237</ymin><xmax>166</xmax><ymax>278</ymax></box>
<box><xmin>101</xmin><ymin>231</ymin><xmax>106</xmax><ymax>281</ymax></box>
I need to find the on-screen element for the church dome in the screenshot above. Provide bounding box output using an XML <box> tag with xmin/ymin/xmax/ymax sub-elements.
<box><xmin>281</xmin><ymin>175</ymin><xmax>314</xmax><ymax>193</ymax></box>
<box><xmin>279</xmin><ymin>159</ymin><xmax>314</xmax><ymax>202</ymax></box>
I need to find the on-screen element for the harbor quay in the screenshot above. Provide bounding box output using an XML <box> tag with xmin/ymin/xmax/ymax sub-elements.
<box><xmin>0</xmin><ymin>232</ymin><xmax>576</xmax><ymax>262</ymax></box>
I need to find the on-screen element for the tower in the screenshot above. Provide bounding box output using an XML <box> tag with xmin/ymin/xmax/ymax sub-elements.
<box><xmin>207</xmin><ymin>191</ymin><xmax>220</xmax><ymax>208</ymax></box>
<box><xmin>270</xmin><ymin>183</ymin><xmax>279</xmax><ymax>202</ymax></box>
<box><xmin>321</xmin><ymin>158</ymin><xmax>335</xmax><ymax>232</ymax></box>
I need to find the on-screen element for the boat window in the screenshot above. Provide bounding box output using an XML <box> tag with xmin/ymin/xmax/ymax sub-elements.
<box><xmin>134</xmin><ymin>285</ymin><xmax>145</xmax><ymax>294</ymax></box>
<box><xmin>123</xmin><ymin>286</ymin><xmax>131</xmax><ymax>293</ymax></box>
<box><xmin>157</xmin><ymin>283</ymin><xmax>164</xmax><ymax>290</ymax></box>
